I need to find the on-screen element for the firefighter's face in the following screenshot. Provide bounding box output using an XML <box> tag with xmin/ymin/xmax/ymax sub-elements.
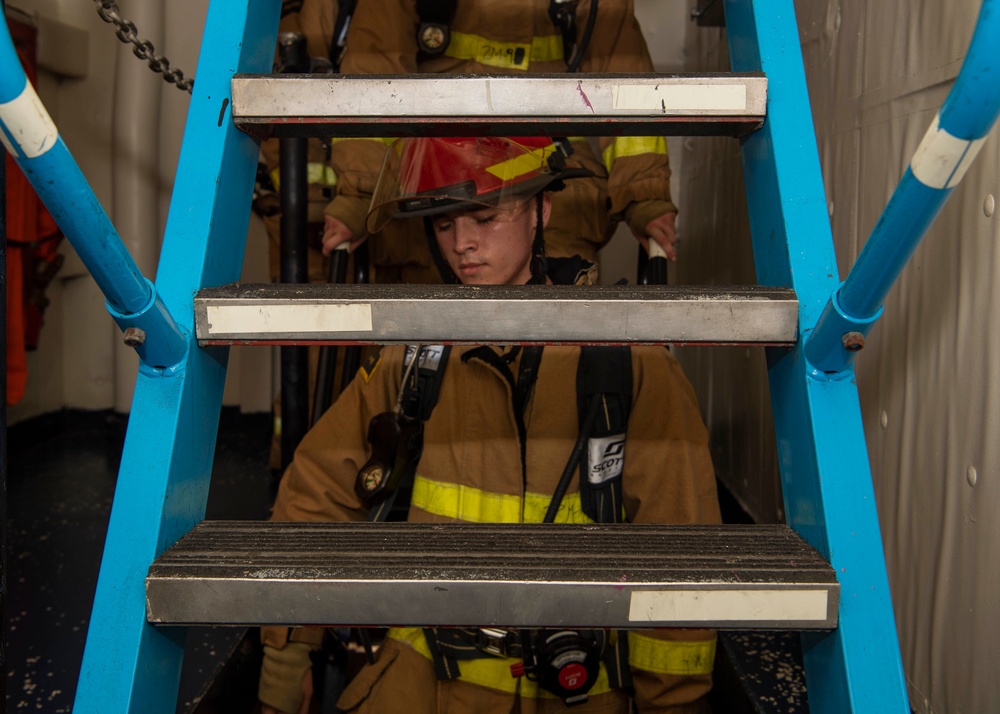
<box><xmin>432</xmin><ymin>194</ymin><xmax>551</xmax><ymax>286</ymax></box>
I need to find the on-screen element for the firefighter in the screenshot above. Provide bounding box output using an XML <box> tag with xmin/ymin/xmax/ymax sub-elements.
<box><xmin>258</xmin><ymin>137</ymin><xmax>719</xmax><ymax>714</ymax></box>
<box><xmin>262</xmin><ymin>0</ymin><xmax>678</xmax><ymax>464</ymax></box>
<box><xmin>270</xmin><ymin>0</ymin><xmax>679</xmax><ymax>284</ymax></box>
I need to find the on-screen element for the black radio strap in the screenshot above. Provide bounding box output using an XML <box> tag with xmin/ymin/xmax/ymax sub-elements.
<box><xmin>577</xmin><ymin>346</ymin><xmax>632</xmax><ymax>524</ymax></box>
<box><xmin>330</xmin><ymin>0</ymin><xmax>359</xmax><ymax>69</ymax></box>
<box><xmin>401</xmin><ymin>344</ymin><xmax>452</xmax><ymax>421</ymax></box>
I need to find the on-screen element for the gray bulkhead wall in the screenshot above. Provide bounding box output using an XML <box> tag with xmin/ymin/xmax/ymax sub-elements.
<box><xmin>678</xmin><ymin>1</ymin><xmax>999</xmax><ymax>712</ymax></box>
<box><xmin>6</xmin><ymin>0</ymin><xmax>272</xmax><ymax>424</ymax></box>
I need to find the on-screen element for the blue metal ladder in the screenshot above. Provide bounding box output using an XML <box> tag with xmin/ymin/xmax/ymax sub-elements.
<box><xmin>3</xmin><ymin>0</ymin><xmax>998</xmax><ymax>711</ymax></box>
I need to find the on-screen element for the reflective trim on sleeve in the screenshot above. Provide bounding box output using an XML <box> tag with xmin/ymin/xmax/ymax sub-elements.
<box><xmin>268</xmin><ymin>162</ymin><xmax>337</xmax><ymax>190</ymax></box>
<box><xmin>388</xmin><ymin>628</ymin><xmax>613</xmax><ymax>697</ymax></box>
<box><xmin>410</xmin><ymin>475</ymin><xmax>594</xmax><ymax>524</ymax></box>
<box><xmin>601</xmin><ymin>137</ymin><xmax>669</xmax><ymax>173</ymax></box>
<box><xmin>311</xmin><ymin>163</ymin><xmax>337</xmax><ymax>187</ymax></box>
<box><xmin>627</xmin><ymin>632</ymin><xmax>716</xmax><ymax>676</ymax></box>
<box><xmin>330</xmin><ymin>137</ymin><xmax>396</xmax><ymax>147</ymax></box>
<box><xmin>445</xmin><ymin>31</ymin><xmax>563</xmax><ymax>70</ymax></box>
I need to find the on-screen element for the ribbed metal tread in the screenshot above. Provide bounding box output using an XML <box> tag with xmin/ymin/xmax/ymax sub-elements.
<box><xmin>147</xmin><ymin>522</ymin><xmax>838</xmax><ymax>629</ymax></box>
<box><xmin>231</xmin><ymin>73</ymin><xmax>767</xmax><ymax>138</ymax></box>
<box><xmin>195</xmin><ymin>283</ymin><xmax>798</xmax><ymax>346</ymax></box>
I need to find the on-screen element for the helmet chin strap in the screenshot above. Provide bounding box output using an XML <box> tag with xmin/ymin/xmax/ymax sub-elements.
<box><xmin>528</xmin><ymin>193</ymin><xmax>548</xmax><ymax>285</ymax></box>
<box><xmin>424</xmin><ymin>217</ymin><xmax>460</xmax><ymax>284</ymax></box>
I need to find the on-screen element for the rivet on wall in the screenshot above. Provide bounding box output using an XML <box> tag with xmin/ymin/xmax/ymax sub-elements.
<box><xmin>880</xmin><ymin>411</ymin><xmax>888</xmax><ymax>429</ymax></box>
<box><xmin>967</xmin><ymin>465</ymin><xmax>978</xmax><ymax>488</ymax></box>
<box><xmin>985</xmin><ymin>194</ymin><xmax>995</xmax><ymax>218</ymax></box>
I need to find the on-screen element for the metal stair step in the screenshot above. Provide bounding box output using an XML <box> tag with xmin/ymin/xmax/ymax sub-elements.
<box><xmin>232</xmin><ymin>73</ymin><xmax>767</xmax><ymax>138</ymax></box>
<box><xmin>195</xmin><ymin>283</ymin><xmax>797</xmax><ymax>346</ymax></box>
<box><xmin>147</xmin><ymin>522</ymin><xmax>837</xmax><ymax>629</ymax></box>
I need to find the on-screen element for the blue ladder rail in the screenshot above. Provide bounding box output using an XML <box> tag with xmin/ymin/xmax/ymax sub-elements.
<box><xmin>727</xmin><ymin>0</ymin><xmax>997</xmax><ymax>711</ymax></box>
<box><xmin>67</xmin><ymin>1</ymin><xmax>281</xmax><ymax>708</ymax></box>
<box><xmin>806</xmin><ymin>0</ymin><xmax>1000</xmax><ymax>373</ymax></box>
<box><xmin>724</xmin><ymin>1</ymin><xmax>911</xmax><ymax>712</ymax></box>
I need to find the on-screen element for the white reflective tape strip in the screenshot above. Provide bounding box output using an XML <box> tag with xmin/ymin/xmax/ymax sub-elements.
<box><xmin>205</xmin><ymin>304</ymin><xmax>373</xmax><ymax>334</ymax></box>
<box><xmin>910</xmin><ymin>113</ymin><xmax>989</xmax><ymax>189</ymax></box>
<box><xmin>0</xmin><ymin>81</ymin><xmax>59</xmax><ymax>158</ymax></box>
<box><xmin>628</xmin><ymin>589</ymin><xmax>829</xmax><ymax>623</ymax></box>
<box><xmin>612</xmin><ymin>84</ymin><xmax>747</xmax><ymax>112</ymax></box>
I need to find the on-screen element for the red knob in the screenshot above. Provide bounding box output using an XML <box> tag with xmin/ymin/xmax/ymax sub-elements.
<box><xmin>558</xmin><ymin>663</ymin><xmax>589</xmax><ymax>690</ymax></box>
<box><xmin>510</xmin><ymin>662</ymin><xmax>525</xmax><ymax>678</ymax></box>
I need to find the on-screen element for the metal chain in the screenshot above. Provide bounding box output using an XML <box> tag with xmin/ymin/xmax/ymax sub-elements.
<box><xmin>93</xmin><ymin>0</ymin><xmax>194</xmax><ymax>93</ymax></box>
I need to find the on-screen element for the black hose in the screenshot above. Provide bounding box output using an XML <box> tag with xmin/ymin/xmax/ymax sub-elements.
<box><xmin>567</xmin><ymin>0</ymin><xmax>599</xmax><ymax>73</ymax></box>
<box><xmin>544</xmin><ymin>395</ymin><xmax>603</xmax><ymax>523</ymax></box>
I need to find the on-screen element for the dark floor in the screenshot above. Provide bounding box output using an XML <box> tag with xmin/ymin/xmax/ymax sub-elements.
<box><xmin>5</xmin><ymin>408</ymin><xmax>275</xmax><ymax>713</ymax></box>
<box><xmin>5</xmin><ymin>408</ymin><xmax>810</xmax><ymax>714</ymax></box>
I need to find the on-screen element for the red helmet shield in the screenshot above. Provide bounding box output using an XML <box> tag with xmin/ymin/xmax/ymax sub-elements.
<box><xmin>367</xmin><ymin>137</ymin><xmax>561</xmax><ymax>233</ymax></box>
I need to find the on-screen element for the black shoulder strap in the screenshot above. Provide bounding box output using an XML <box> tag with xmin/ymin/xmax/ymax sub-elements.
<box><xmin>548</xmin><ymin>0</ymin><xmax>578</xmax><ymax>65</ymax></box>
<box><xmin>401</xmin><ymin>344</ymin><xmax>451</xmax><ymax>421</ymax></box>
<box><xmin>576</xmin><ymin>345</ymin><xmax>632</xmax><ymax>524</ymax></box>
<box><xmin>576</xmin><ymin>345</ymin><xmax>635</xmax><ymax>694</ymax></box>
<box><xmin>331</xmin><ymin>0</ymin><xmax>360</xmax><ymax>69</ymax></box>
<box><xmin>416</xmin><ymin>0</ymin><xmax>458</xmax><ymax>25</ymax></box>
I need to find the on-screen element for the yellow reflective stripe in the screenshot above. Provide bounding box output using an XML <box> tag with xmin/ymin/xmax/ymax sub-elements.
<box><xmin>445</xmin><ymin>31</ymin><xmax>563</xmax><ymax>70</ymax></box>
<box><xmin>330</xmin><ymin>137</ymin><xmax>396</xmax><ymax>147</ymax></box>
<box><xmin>601</xmin><ymin>137</ymin><xmax>669</xmax><ymax>173</ymax></box>
<box><xmin>388</xmin><ymin>628</ymin><xmax>613</xmax><ymax>697</ymax></box>
<box><xmin>485</xmin><ymin>144</ymin><xmax>556</xmax><ymax>182</ymax></box>
<box><xmin>268</xmin><ymin>163</ymin><xmax>337</xmax><ymax>189</ymax></box>
<box><xmin>627</xmin><ymin>632</ymin><xmax>716</xmax><ymax>676</ymax></box>
<box><xmin>411</xmin><ymin>475</ymin><xmax>593</xmax><ymax>524</ymax></box>
<box><xmin>308</xmin><ymin>163</ymin><xmax>337</xmax><ymax>187</ymax></box>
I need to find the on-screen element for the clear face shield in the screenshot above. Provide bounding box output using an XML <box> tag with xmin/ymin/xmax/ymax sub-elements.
<box><xmin>366</xmin><ymin>137</ymin><xmax>559</xmax><ymax>234</ymax></box>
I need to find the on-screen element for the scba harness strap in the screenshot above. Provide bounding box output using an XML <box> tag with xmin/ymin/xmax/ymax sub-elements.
<box><xmin>577</xmin><ymin>345</ymin><xmax>632</xmax><ymax>525</ymax></box>
<box><xmin>360</xmin><ymin>342</ymin><xmax>635</xmax><ymax>703</ymax></box>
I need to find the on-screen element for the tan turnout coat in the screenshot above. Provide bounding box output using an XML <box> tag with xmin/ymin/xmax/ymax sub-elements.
<box><xmin>262</xmin><ymin>341</ymin><xmax>720</xmax><ymax>713</ymax></box>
